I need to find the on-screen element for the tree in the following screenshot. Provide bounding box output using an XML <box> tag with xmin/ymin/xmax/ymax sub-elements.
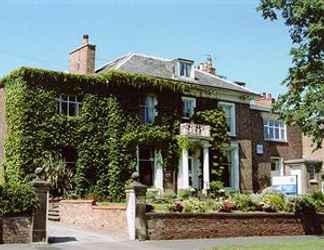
<box><xmin>258</xmin><ymin>0</ymin><xmax>324</xmax><ymax>148</ymax></box>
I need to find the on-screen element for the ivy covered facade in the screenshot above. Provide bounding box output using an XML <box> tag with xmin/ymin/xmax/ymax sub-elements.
<box><xmin>0</xmin><ymin>35</ymin><xmax>306</xmax><ymax>198</ymax></box>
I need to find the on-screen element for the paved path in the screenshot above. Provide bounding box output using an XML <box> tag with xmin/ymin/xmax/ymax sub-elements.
<box><xmin>1</xmin><ymin>222</ymin><xmax>323</xmax><ymax>250</ymax></box>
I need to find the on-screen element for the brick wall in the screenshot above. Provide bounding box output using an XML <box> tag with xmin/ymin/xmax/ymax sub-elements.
<box><xmin>146</xmin><ymin>212</ymin><xmax>309</xmax><ymax>240</ymax></box>
<box><xmin>1</xmin><ymin>216</ymin><xmax>32</xmax><ymax>244</ymax></box>
<box><xmin>59</xmin><ymin>200</ymin><xmax>128</xmax><ymax>239</ymax></box>
<box><xmin>303</xmin><ymin>135</ymin><xmax>324</xmax><ymax>162</ymax></box>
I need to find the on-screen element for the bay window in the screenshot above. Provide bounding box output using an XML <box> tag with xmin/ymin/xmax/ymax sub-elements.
<box><xmin>264</xmin><ymin>119</ymin><xmax>287</xmax><ymax>141</ymax></box>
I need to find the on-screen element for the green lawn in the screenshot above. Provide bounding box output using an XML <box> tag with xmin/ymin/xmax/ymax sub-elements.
<box><xmin>210</xmin><ymin>239</ymin><xmax>324</xmax><ymax>250</ymax></box>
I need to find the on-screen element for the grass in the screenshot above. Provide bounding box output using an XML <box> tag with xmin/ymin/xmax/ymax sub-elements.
<box><xmin>209</xmin><ymin>239</ymin><xmax>324</xmax><ymax>250</ymax></box>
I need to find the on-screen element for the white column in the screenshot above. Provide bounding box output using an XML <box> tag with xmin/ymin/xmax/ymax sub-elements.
<box><xmin>178</xmin><ymin>148</ymin><xmax>189</xmax><ymax>189</ymax></box>
<box><xmin>203</xmin><ymin>144</ymin><xmax>210</xmax><ymax>194</ymax></box>
<box><xmin>154</xmin><ymin>150</ymin><xmax>164</xmax><ymax>192</ymax></box>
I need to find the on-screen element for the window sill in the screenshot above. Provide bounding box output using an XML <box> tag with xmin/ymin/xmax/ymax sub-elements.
<box><xmin>265</xmin><ymin>139</ymin><xmax>288</xmax><ymax>143</ymax></box>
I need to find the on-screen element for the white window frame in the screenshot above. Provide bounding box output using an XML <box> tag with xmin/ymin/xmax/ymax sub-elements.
<box><xmin>226</xmin><ymin>142</ymin><xmax>240</xmax><ymax>190</ymax></box>
<box><xmin>56</xmin><ymin>95</ymin><xmax>81</xmax><ymax>116</ymax></box>
<box><xmin>177</xmin><ymin>61</ymin><xmax>193</xmax><ymax>79</ymax></box>
<box><xmin>143</xmin><ymin>95</ymin><xmax>158</xmax><ymax>124</ymax></box>
<box><xmin>218</xmin><ymin>101</ymin><xmax>236</xmax><ymax>137</ymax></box>
<box><xmin>263</xmin><ymin>119</ymin><xmax>287</xmax><ymax>142</ymax></box>
<box><xmin>181</xmin><ymin>96</ymin><xmax>196</xmax><ymax>119</ymax></box>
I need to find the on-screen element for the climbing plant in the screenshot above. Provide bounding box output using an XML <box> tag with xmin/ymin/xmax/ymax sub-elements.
<box><xmin>193</xmin><ymin>108</ymin><xmax>229</xmax><ymax>181</ymax></box>
<box><xmin>1</xmin><ymin>67</ymin><xmax>229</xmax><ymax>199</ymax></box>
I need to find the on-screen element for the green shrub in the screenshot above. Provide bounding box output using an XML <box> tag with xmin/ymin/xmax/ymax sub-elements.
<box><xmin>161</xmin><ymin>191</ymin><xmax>177</xmax><ymax>202</ymax></box>
<box><xmin>177</xmin><ymin>188</ymin><xmax>194</xmax><ymax>200</ymax></box>
<box><xmin>230</xmin><ymin>193</ymin><xmax>257</xmax><ymax>211</ymax></box>
<box><xmin>146</xmin><ymin>189</ymin><xmax>160</xmax><ymax>203</ymax></box>
<box><xmin>261</xmin><ymin>193</ymin><xmax>286</xmax><ymax>212</ymax></box>
<box><xmin>311</xmin><ymin>191</ymin><xmax>324</xmax><ymax>211</ymax></box>
<box><xmin>167</xmin><ymin>201</ymin><xmax>183</xmax><ymax>213</ymax></box>
<box><xmin>205</xmin><ymin>199</ymin><xmax>223</xmax><ymax>212</ymax></box>
<box><xmin>209</xmin><ymin>181</ymin><xmax>224</xmax><ymax>198</ymax></box>
<box><xmin>183</xmin><ymin>198</ymin><xmax>208</xmax><ymax>213</ymax></box>
<box><xmin>0</xmin><ymin>182</ymin><xmax>38</xmax><ymax>216</ymax></box>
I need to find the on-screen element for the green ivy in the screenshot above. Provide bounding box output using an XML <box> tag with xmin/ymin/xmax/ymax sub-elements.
<box><xmin>176</xmin><ymin>135</ymin><xmax>191</xmax><ymax>150</ymax></box>
<box><xmin>1</xmin><ymin>68</ymin><xmax>229</xmax><ymax>200</ymax></box>
<box><xmin>193</xmin><ymin>108</ymin><xmax>229</xmax><ymax>181</ymax></box>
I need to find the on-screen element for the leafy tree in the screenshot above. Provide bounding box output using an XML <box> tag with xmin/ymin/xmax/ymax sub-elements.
<box><xmin>258</xmin><ymin>0</ymin><xmax>324</xmax><ymax>148</ymax></box>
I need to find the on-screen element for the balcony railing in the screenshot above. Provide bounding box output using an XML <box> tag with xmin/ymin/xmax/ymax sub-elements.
<box><xmin>180</xmin><ymin>123</ymin><xmax>211</xmax><ymax>138</ymax></box>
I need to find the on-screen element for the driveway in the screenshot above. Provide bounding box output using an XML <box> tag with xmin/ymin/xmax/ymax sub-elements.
<box><xmin>0</xmin><ymin>222</ymin><xmax>322</xmax><ymax>250</ymax></box>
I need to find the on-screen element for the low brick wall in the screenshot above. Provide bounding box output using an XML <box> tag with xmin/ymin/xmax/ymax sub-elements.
<box><xmin>146</xmin><ymin>212</ymin><xmax>321</xmax><ymax>240</ymax></box>
<box><xmin>59</xmin><ymin>200</ymin><xmax>128</xmax><ymax>239</ymax></box>
<box><xmin>1</xmin><ymin>216</ymin><xmax>32</xmax><ymax>244</ymax></box>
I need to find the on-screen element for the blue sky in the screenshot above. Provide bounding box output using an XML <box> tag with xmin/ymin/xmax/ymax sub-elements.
<box><xmin>0</xmin><ymin>0</ymin><xmax>292</xmax><ymax>96</ymax></box>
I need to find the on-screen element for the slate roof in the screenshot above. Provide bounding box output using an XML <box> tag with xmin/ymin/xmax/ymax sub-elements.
<box><xmin>96</xmin><ymin>53</ymin><xmax>257</xmax><ymax>95</ymax></box>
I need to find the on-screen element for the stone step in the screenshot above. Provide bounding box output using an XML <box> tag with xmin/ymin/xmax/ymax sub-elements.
<box><xmin>48</xmin><ymin>209</ymin><xmax>59</xmax><ymax>213</ymax></box>
<box><xmin>48</xmin><ymin>212</ymin><xmax>59</xmax><ymax>217</ymax></box>
<box><xmin>48</xmin><ymin>216</ymin><xmax>60</xmax><ymax>222</ymax></box>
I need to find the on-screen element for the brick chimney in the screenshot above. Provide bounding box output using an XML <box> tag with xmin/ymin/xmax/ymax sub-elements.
<box><xmin>69</xmin><ymin>34</ymin><xmax>96</xmax><ymax>74</ymax></box>
<box><xmin>255</xmin><ymin>92</ymin><xmax>274</xmax><ymax>108</ymax></box>
<box><xmin>198</xmin><ymin>55</ymin><xmax>216</xmax><ymax>75</ymax></box>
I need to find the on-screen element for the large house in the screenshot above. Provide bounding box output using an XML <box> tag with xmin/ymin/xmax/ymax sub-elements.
<box><xmin>0</xmin><ymin>34</ymin><xmax>312</xmax><ymax>195</ymax></box>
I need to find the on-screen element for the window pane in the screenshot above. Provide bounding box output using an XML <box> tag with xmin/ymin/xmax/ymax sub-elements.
<box><xmin>69</xmin><ymin>102</ymin><xmax>76</xmax><ymax>116</ymax></box>
<box><xmin>185</xmin><ymin>64</ymin><xmax>191</xmax><ymax>77</ymax></box>
<box><xmin>269</xmin><ymin>120</ymin><xmax>273</xmax><ymax>127</ymax></box>
<box><xmin>281</xmin><ymin>128</ymin><xmax>286</xmax><ymax>140</ymax></box>
<box><xmin>264</xmin><ymin>126</ymin><xmax>268</xmax><ymax>138</ymax></box>
<box><xmin>61</xmin><ymin>102</ymin><xmax>68</xmax><ymax>115</ymax></box>
<box><xmin>275</xmin><ymin>128</ymin><xmax>280</xmax><ymax>139</ymax></box>
<box><xmin>269</xmin><ymin>127</ymin><xmax>274</xmax><ymax>138</ymax></box>
<box><xmin>180</xmin><ymin>63</ymin><xmax>185</xmax><ymax>76</ymax></box>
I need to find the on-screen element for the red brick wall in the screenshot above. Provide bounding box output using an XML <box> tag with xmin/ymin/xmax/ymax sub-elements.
<box><xmin>59</xmin><ymin>200</ymin><xmax>128</xmax><ymax>239</ymax></box>
<box><xmin>1</xmin><ymin>216</ymin><xmax>32</xmax><ymax>244</ymax></box>
<box><xmin>146</xmin><ymin>212</ymin><xmax>307</xmax><ymax>240</ymax></box>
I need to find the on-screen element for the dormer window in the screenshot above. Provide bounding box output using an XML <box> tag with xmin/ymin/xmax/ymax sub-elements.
<box><xmin>177</xmin><ymin>59</ymin><xmax>193</xmax><ymax>78</ymax></box>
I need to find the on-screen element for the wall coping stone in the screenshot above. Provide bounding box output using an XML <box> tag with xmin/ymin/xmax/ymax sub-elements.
<box><xmin>60</xmin><ymin>200</ymin><xmax>95</xmax><ymax>205</ymax></box>
<box><xmin>92</xmin><ymin>205</ymin><xmax>126</xmax><ymax>210</ymax></box>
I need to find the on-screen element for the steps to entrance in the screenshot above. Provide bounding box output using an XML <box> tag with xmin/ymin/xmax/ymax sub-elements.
<box><xmin>48</xmin><ymin>202</ymin><xmax>60</xmax><ymax>222</ymax></box>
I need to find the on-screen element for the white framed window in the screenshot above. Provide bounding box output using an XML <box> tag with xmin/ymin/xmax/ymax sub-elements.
<box><xmin>144</xmin><ymin>95</ymin><xmax>158</xmax><ymax>124</ymax></box>
<box><xmin>56</xmin><ymin>95</ymin><xmax>81</xmax><ymax>116</ymax></box>
<box><xmin>182</xmin><ymin>96</ymin><xmax>196</xmax><ymax>119</ymax></box>
<box><xmin>225</xmin><ymin>143</ymin><xmax>240</xmax><ymax>190</ymax></box>
<box><xmin>264</xmin><ymin>119</ymin><xmax>287</xmax><ymax>141</ymax></box>
<box><xmin>218</xmin><ymin>102</ymin><xmax>236</xmax><ymax>137</ymax></box>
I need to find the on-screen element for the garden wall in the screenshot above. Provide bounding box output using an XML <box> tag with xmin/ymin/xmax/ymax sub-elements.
<box><xmin>59</xmin><ymin>200</ymin><xmax>128</xmax><ymax>239</ymax></box>
<box><xmin>0</xmin><ymin>216</ymin><xmax>32</xmax><ymax>244</ymax></box>
<box><xmin>146</xmin><ymin>212</ymin><xmax>324</xmax><ymax>240</ymax></box>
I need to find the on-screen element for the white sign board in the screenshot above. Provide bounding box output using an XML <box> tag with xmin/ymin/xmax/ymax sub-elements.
<box><xmin>271</xmin><ymin>175</ymin><xmax>297</xmax><ymax>195</ymax></box>
<box><xmin>256</xmin><ymin>144</ymin><xmax>264</xmax><ymax>155</ymax></box>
